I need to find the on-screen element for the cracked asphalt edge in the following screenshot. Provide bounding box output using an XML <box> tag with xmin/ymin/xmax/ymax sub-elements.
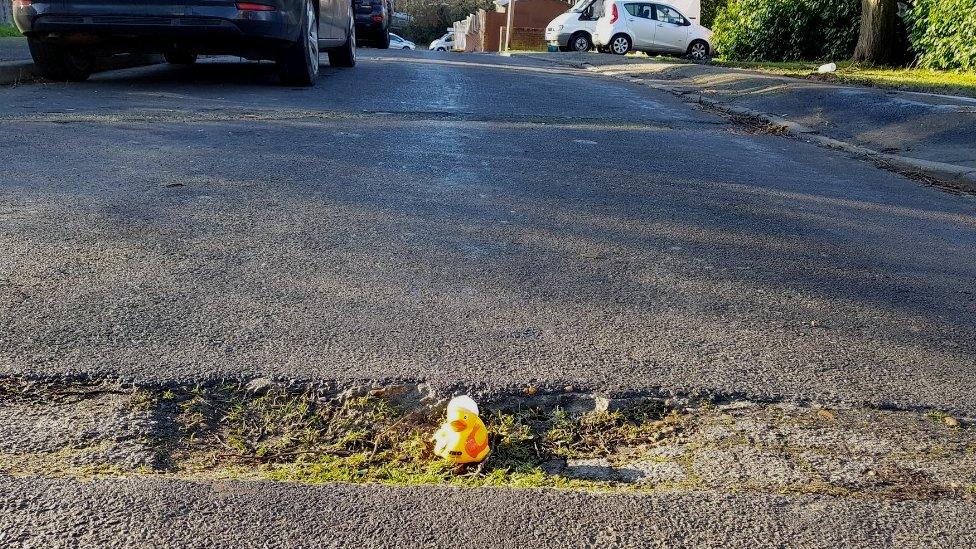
<box><xmin>2</xmin><ymin>377</ymin><xmax>973</xmax><ymax>502</ymax></box>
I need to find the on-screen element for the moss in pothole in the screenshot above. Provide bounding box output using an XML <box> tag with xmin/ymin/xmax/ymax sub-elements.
<box><xmin>159</xmin><ymin>385</ymin><xmax>683</xmax><ymax>490</ymax></box>
<box><xmin>544</xmin><ymin>406</ymin><xmax>689</xmax><ymax>462</ymax></box>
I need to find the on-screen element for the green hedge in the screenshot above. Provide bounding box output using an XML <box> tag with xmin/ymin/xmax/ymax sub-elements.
<box><xmin>712</xmin><ymin>0</ymin><xmax>860</xmax><ymax>61</ymax></box>
<box><xmin>906</xmin><ymin>0</ymin><xmax>976</xmax><ymax>71</ymax></box>
<box><xmin>700</xmin><ymin>0</ymin><xmax>730</xmax><ymax>28</ymax></box>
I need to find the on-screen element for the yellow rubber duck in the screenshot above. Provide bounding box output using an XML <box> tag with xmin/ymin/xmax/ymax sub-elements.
<box><xmin>433</xmin><ymin>396</ymin><xmax>490</xmax><ymax>464</ymax></box>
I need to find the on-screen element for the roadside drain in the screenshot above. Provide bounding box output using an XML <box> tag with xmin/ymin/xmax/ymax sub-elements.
<box><xmin>1</xmin><ymin>379</ymin><xmax>973</xmax><ymax>501</ymax></box>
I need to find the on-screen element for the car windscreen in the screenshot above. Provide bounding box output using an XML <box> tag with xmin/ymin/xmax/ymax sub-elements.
<box><xmin>569</xmin><ymin>0</ymin><xmax>591</xmax><ymax>11</ymax></box>
<box><xmin>573</xmin><ymin>0</ymin><xmax>605</xmax><ymax>19</ymax></box>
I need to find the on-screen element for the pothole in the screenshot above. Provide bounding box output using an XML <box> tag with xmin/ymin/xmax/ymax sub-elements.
<box><xmin>1</xmin><ymin>378</ymin><xmax>973</xmax><ymax>501</ymax></box>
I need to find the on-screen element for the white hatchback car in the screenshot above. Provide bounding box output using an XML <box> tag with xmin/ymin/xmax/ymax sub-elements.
<box><xmin>390</xmin><ymin>33</ymin><xmax>417</xmax><ymax>50</ymax></box>
<box><xmin>594</xmin><ymin>1</ymin><xmax>712</xmax><ymax>59</ymax></box>
<box><xmin>429</xmin><ymin>32</ymin><xmax>456</xmax><ymax>51</ymax></box>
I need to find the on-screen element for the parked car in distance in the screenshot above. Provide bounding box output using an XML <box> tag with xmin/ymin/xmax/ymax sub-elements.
<box><xmin>354</xmin><ymin>0</ymin><xmax>394</xmax><ymax>48</ymax></box>
<box><xmin>593</xmin><ymin>1</ymin><xmax>711</xmax><ymax>59</ymax></box>
<box><xmin>390</xmin><ymin>33</ymin><xmax>416</xmax><ymax>50</ymax></box>
<box><xmin>429</xmin><ymin>31</ymin><xmax>455</xmax><ymax>51</ymax></box>
<box><xmin>11</xmin><ymin>0</ymin><xmax>355</xmax><ymax>85</ymax></box>
<box><xmin>546</xmin><ymin>0</ymin><xmax>699</xmax><ymax>53</ymax></box>
<box><xmin>545</xmin><ymin>0</ymin><xmax>605</xmax><ymax>52</ymax></box>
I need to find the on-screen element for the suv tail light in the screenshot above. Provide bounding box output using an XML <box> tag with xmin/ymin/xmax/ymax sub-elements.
<box><xmin>236</xmin><ymin>2</ymin><xmax>275</xmax><ymax>11</ymax></box>
<box><xmin>609</xmin><ymin>3</ymin><xmax>618</xmax><ymax>23</ymax></box>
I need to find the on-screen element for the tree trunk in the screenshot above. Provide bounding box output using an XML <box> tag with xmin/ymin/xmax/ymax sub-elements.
<box><xmin>853</xmin><ymin>0</ymin><xmax>901</xmax><ymax>65</ymax></box>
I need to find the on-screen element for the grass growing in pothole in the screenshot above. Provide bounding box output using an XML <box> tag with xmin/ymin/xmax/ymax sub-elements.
<box><xmin>4</xmin><ymin>379</ymin><xmax>973</xmax><ymax>500</ymax></box>
<box><xmin>158</xmin><ymin>385</ymin><xmax>686</xmax><ymax>490</ymax></box>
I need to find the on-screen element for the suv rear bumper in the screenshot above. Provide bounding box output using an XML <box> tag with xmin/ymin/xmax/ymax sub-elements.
<box><xmin>14</xmin><ymin>1</ymin><xmax>302</xmax><ymax>57</ymax></box>
<box><xmin>353</xmin><ymin>12</ymin><xmax>386</xmax><ymax>34</ymax></box>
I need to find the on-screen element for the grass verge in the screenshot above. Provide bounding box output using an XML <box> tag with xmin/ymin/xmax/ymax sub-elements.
<box><xmin>710</xmin><ymin>59</ymin><xmax>976</xmax><ymax>98</ymax></box>
<box><xmin>0</xmin><ymin>25</ymin><xmax>22</xmax><ymax>38</ymax></box>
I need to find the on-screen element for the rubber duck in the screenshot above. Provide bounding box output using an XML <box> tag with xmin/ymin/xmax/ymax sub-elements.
<box><xmin>433</xmin><ymin>396</ymin><xmax>490</xmax><ymax>464</ymax></box>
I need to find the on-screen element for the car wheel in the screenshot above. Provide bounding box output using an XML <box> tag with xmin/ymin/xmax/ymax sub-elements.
<box><xmin>437</xmin><ymin>47</ymin><xmax>446</xmax><ymax>51</ymax></box>
<box><xmin>277</xmin><ymin>0</ymin><xmax>319</xmax><ymax>86</ymax></box>
<box><xmin>609</xmin><ymin>34</ymin><xmax>631</xmax><ymax>55</ymax></box>
<box><xmin>27</xmin><ymin>38</ymin><xmax>95</xmax><ymax>82</ymax></box>
<box><xmin>687</xmin><ymin>39</ymin><xmax>709</xmax><ymax>61</ymax></box>
<box><xmin>402</xmin><ymin>46</ymin><xmax>410</xmax><ymax>49</ymax></box>
<box><xmin>569</xmin><ymin>32</ymin><xmax>591</xmax><ymax>52</ymax></box>
<box><xmin>164</xmin><ymin>52</ymin><xmax>198</xmax><ymax>65</ymax></box>
<box><xmin>328</xmin><ymin>24</ymin><xmax>357</xmax><ymax>68</ymax></box>
<box><xmin>375</xmin><ymin>28</ymin><xmax>391</xmax><ymax>49</ymax></box>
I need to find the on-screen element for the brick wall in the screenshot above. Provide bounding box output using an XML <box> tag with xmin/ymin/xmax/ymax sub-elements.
<box><xmin>509</xmin><ymin>27</ymin><xmax>547</xmax><ymax>51</ymax></box>
<box><xmin>509</xmin><ymin>0</ymin><xmax>570</xmax><ymax>29</ymax></box>
<box><xmin>477</xmin><ymin>0</ymin><xmax>568</xmax><ymax>52</ymax></box>
<box><xmin>479</xmin><ymin>11</ymin><xmax>508</xmax><ymax>52</ymax></box>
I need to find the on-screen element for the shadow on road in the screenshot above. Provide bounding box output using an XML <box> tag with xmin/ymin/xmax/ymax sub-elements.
<box><xmin>87</xmin><ymin>58</ymin><xmax>344</xmax><ymax>88</ymax></box>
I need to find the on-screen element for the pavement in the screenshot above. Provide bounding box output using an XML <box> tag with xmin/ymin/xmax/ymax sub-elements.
<box><xmin>518</xmin><ymin>52</ymin><xmax>976</xmax><ymax>190</ymax></box>
<box><xmin>0</xmin><ymin>37</ymin><xmax>33</xmax><ymax>83</ymax></box>
<box><xmin>0</xmin><ymin>37</ymin><xmax>29</xmax><ymax>63</ymax></box>
<box><xmin>2</xmin><ymin>50</ymin><xmax>976</xmax><ymax>545</ymax></box>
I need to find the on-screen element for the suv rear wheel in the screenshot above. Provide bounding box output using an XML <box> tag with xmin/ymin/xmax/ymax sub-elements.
<box><xmin>277</xmin><ymin>0</ymin><xmax>319</xmax><ymax>86</ymax></box>
<box><xmin>28</xmin><ymin>38</ymin><xmax>95</xmax><ymax>82</ymax></box>
<box><xmin>375</xmin><ymin>28</ymin><xmax>391</xmax><ymax>49</ymax></box>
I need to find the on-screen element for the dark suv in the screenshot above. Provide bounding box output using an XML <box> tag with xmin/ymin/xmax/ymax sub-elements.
<box><xmin>12</xmin><ymin>0</ymin><xmax>357</xmax><ymax>85</ymax></box>
<box><xmin>353</xmin><ymin>0</ymin><xmax>392</xmax><ymax>48</ymax></box>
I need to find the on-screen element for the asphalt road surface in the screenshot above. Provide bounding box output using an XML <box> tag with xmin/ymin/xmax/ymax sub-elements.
<box><xmin>1</xmin><ymin>50</ymin><xmax>975</xmax><ymax>413</ymax></box>
<box><xmin>3</xmin><ymin>477</ymin><xmax>974</xmax><ymax>548</ymax></box>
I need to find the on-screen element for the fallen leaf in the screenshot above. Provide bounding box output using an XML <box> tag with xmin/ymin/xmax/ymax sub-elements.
<box><xmin>944</xmin><ymin>416</ymin><xmax>961</xmax><ymax>428</ymax></box>
<box><xmin>817</xmin><ymin>409</ymin><xmax>835</xmax><ymax>421</ymax></box>
<box><xmin>524</xmin><ymin>386</ymin><xmax>538</xmax><ymax>396</ymax></box>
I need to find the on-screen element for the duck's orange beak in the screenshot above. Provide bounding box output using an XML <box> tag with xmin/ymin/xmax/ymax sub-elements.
<box><xmin>450</xmin><ymin>419</ymin><xmax>468</xmax><ymax>432</ymax></box>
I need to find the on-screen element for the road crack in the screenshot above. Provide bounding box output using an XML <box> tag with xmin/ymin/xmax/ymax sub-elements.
<box><xmin>0</xmin><ymin>108</ymin><xmax>722</xmax><ymax>132</ymax></box>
